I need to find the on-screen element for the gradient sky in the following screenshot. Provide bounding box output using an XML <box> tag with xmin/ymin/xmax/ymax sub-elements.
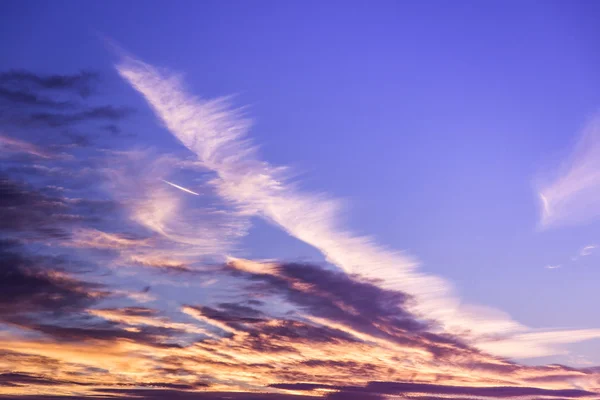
<box><xmin>2</xmin><ymin>1</ymin><xmax>600</xmax><ymax>399</ymax></box>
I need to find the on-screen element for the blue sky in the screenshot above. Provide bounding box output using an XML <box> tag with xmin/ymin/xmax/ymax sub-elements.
<box><xmin>2</xmin><ymin>1</ymin><xmax>600</xmax><ymax>398</ymax></box>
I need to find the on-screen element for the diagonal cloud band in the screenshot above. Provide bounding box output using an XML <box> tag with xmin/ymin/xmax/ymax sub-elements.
<box><xmin>116</xmin><ymin>55</ymin><xmax>600</xmax><ymax>359</ymax></box>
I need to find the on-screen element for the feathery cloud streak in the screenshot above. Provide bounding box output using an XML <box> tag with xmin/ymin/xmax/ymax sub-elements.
<box><xmin>538</xmin><ymin>115</ymin><xmax>600</xmax><ymax>228</ymax></box>
<box><xmin>116</xmin><ymin>56</ymin><xmax>600</xmax><ymax>359</ymax></box>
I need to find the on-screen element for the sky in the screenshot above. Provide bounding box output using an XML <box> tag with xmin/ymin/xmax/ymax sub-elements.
<box><xmin>1</xmin><ymin>0</ymin><xmax>600</xmax><ymax>399</ymax></box>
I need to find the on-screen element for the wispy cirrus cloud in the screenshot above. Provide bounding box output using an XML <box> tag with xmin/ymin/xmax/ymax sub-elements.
<box><xmin>100</xmin><ymin>149</ymin><xmax>250</xmax><ymax>266</ymax></box>
<box><xmin>0</xmin><ymin>134</ymin><xmax>52</xmax><ymax>158</ymax></box>
<box><xmin>580</xmin><ymin>244</ymin><xmax>597</xmax><ymax>256</ymax></box>
<box><xmin>538</xmin><ymin>114</ymin><xmax>600</xmax><ymax>228</ymax></box>
<box><xmin>545</xmin><ymin>264</ymin><xmax>561</xmax><ymax>269</ymax></box>
<box><xmin>116</xmin><ymin>55</ymin><xmax>600</xmax><ymax>360</ymax></box>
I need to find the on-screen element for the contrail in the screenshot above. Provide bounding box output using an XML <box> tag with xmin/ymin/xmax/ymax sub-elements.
<box><xmin>161</xmin><ymin>179</ymin><xmax>199</xmax><ymax>196</ymax></box>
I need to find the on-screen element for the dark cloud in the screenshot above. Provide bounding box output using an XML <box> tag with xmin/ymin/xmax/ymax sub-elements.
<box><xmin>101</xmin><ymin>124</ymin><xmax>135</xmax><ymax>138</ymax></box>
<box><xmin>217</xmin><ymin>302</ymin><xmax>265</xmax><ymax>319</ymax></box>
<box><xmin>238</xmin><ymin>262</ymin><xmax>424</xmax><ymax>329</ymax></box>
<box><xmin>0</xmin><ymin>349</ymin><xmax>61</xmax><ymax>368</ymax></box>
<box><xmin>90</xmin><ymin>389</ymin><xmax>321</xmax><ymax>400</ymax></box>
<box><xmin>0</xmin><ymin>373</ymin><xmax>80</xmax><ymax>387</ymax></box>
<box><xmin>0</xmin><ymin>70</ymin><xmax>98</xmax><ymax>97</ymax></box>
<box><xmin>0</xmin><ymin>240</ymin><xmax>189</xmax><ymax>348</ymax></box>
<box><xmin>98</xmin><ymin>306</ymin><xmax>158</xmax><ymax>317</ymax></box>
<box><xmin>0</xmin><ymin>176</ymin><xmax>74</xmax><ymax>240</ymax></box>
<box><xmin>0</xmin><ymin>87</ymin><xmax>72</xmax><ymax>108</ymax></box>
<box><xmin>26</xmin><ymin>106</ymin><xmax>133</xmax><ymax>127</ymax></box>
<box><xmin>227</xmin><ymin>262</ymin><xmax>470</xmax><ymax>355</ymax></box>
<box><xmin>19</xmin><ymin>321</ymin><xmax>176</xmax><ymax>345</ymax></box>
<box><xmin>6</xmin><ymin>311</ymin><xmax>196</xmax><ymax>349</ymax></box>
<box><xmin>0</xmin><ymin>374</ymin><xmax>210</xmax><ymax>394</ymax></box>
<box><xmin>269</xmin><ymin>381</ymin><xmax>597</xmax><ymax>398</ymax></box>
<box><xmin>0</xmin><ymin>240</ymin><xmax>105</xmax><ymax>319</ymax></box>
<box><xmin>365</xmin><ymin>381</ymin><xmax>596</xmax><ymax>398</ymax></box>
<box><xmin>325</xmin><ymin>392</ymin><xmax>384</xmax><ymax>400</ymax></box>
<box><xmin>188</xmin><ymin>305</ymin><xmax>266</xmax><ymax>324</ymax></box>
<box><xmin>185</xmin><ymin>301</ymin><xmax>363</xmax><ymax>347</ymax></box>
<box><xmin>299</xmin><ymin>359</ymin><xmax>379</xmax><ymax>377</ymax></box>
<box><xmin>62</xmin><ymin>131</ymin><xmax>93</xmax><ymax>147</ymax></box>
<box><xmin>0</xmin><ymin>175</ymin><xmax>118</xmax><ymax>241</ymax></box>
<box><xmin>0</xmin><ymin>70</ymin><xmax>97</xmax><ymax>112</ymax></box>
<box><xmin>0</xmin><ymin>68</ymin><xmax>133</xmax><ymax>153</ymax></box>
<box><xmin>248</xmin><ymin>320</ymin><xmax>359</xmax><ymax>344</ymax></box>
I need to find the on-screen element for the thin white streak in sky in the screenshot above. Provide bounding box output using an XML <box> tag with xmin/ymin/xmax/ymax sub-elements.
<box><xmin>162</xmin><ymin>179</ymin><xmax>200</xmax><ymax>196</ymax></box>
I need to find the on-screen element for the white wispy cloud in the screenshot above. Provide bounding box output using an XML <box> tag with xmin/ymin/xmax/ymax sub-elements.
<box><xmin>116</xmin><ymin>55</ymin><xmax>600</xmax><ymax>359</ymax></box>
<box><xmin>580</xmin><ymin>245</ymin><xmax>597</xmax><ymax>256</ymax></box>
<box><xmin>538</xmin><ymin>114</ymin><xmax>600</xmax><ymax>228</ymax></box>
<box><xmin>99</xmin><ymin>149</ymin><xmax>249</xmax><ymax>270</ymax></box>
<box><xmin>478</xmin><ymin>329</ymin><xmax>600</xmax><ymax>359</ymax></box>
<box><xmin>545</xmin><ymin>265</ymin><xmax>561</xmax><ymax>270</ymax></box>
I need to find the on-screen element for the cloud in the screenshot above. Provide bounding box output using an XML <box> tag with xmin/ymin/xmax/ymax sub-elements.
<box><xmin>270</xmin><ymin>381</ymin><xmax>598</xmax><ymax>398</ymax></box>
<box><xmin>0</xmin><ymin>69</ymin><xmax>98</xmax><ymax>97</ymax></box>
<box><xmin>24</xmin><ymin>106</ymin><xmax>133</xmax><ymax>127</ymax></box>
<box><xmin>0</xmin><ymin>69</ymin><xmax>98</xmax><ymax>112</ymax></box>
<box><xmin>0</xmin><ymin>240</ymin><xmax>106</xmax><ymax>319</ymax></box>
<box><xmin>185</xmin><ymin>304</ymin><xmax>266</xmax><ymax>325</ymax></box>
<box><xmin>1</xmin><ymin>256</ymin><xmax>600</xmax><ymax>397</ymax></box>
<box><xmin>0</xmin><ymin>372</ymin><xmax>79</xmax><ymax>387</ymax></box>
<box><xmin>70</xmin><ymin>228</ymin><xmax>153</xmax><ymax>249</ymax></box>
<box><xmin>0</xmin><ymin>68</ymin><xmax>134</xmax><ymax>155</ymax></box>
<box><xmin>580</xmin><ymin>245</ymin><xmax>596</xmax><ymax>256</ymax></box>
<box><xmin>89</xmin><ymin>389</ymin><xmax>318</xmax><ymax>400</ymax></box>
<box><xmin>3</xmin><ymin>64</ymin><xmax>600</xmax><ymax>400</ymax></box>
<box><xmin>0</xmin><ymin>240</ymin><xmax>159</xmax><ymax>349</ymax></box>
<box><xmin>0</xmin><ymin>134</ymin><xmax>52</xmax><ymax>158</ymax></box>
<box><xmin>88</xmin><ymin>307</ymin><xmax>213</xmax><ymax>336</ymax></box>
<box><xmin>546</xmin><ymin>265</ymin><xmax>562</xmax><ymax>269</ymax></box>
<box><xmin>226</xmin><ymin>260</ymin><xmax>434</xmax><ymax>341</ymax></box>
<box><xmin>0</xmin><ymin>174</ymin><xmax>119</xmax><ymax>242</ymax></box>
<box><xmin>116</xmin><ymin>55</ymin><xmax>600</xmax><ymax>359</ymax></box>
<box><xmin>0</xmin><ymin>87</ymin><xmax>73</xmax><ymax>108</ymax></box>
<box><xmin>477</xmin><ymin>329</ymin><xmax>600</xmax><ymax>359</ymax></box>
<box><xmin>100</xmin><ymin>150</ymin><xmax>250</xmax><ymax>265</ymax></box>
<box><xmin>538</xmin><ymin>114</ymin><xmax>600</xmax><ymax>228</ymax></box>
